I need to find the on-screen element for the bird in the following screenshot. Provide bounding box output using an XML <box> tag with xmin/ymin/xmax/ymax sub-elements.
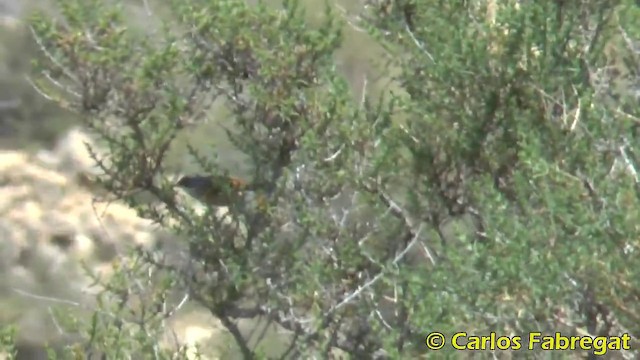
<box><xmin>175</xmin><ymin>174</ymin><xmax>267</xmax><ymax>210</ymax></box>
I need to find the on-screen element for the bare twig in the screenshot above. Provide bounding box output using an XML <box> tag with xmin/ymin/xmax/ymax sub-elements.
<box><xmin>360</xmin><ymin>75</ymin><xmax>368</xmax><ymax>109</ymax></box>
<box><xmin>323</xmin><ymin>145</ymin><xmax>344</xmax><ymax>162</ymax></box>
<box><xmin>25</xmin><ymin>76</ymin><xmax>58</xmax><ymax>103</ymax></box>
<box><xmin>12</xmin><ymin>288</ymin><xmax>81</xmax><ymax>306</ymax></box>
<box><xmin>166</xmin><ymin>293</ymin><xmax>190</xmax><ymax>318</ymax></box>
<box><xmin>29</xmin><ymin>25</ymin><xmax>79</xmax><ymax>84</ymax></box>
<box><xmin>619</xmin><ymin>145</ymin><xmax>639</xmax><ymax>183</ymax></box>
<box><xmin>329</xmin><ymin>224</ymin><xmax>423</xmax><ymax>313</ymax></box>
<box><xmin>404</xmin><ymin>24</ymin><xmax>434</xmax><ymax>63</ymax></box>
<box><xmin>42</xmin><ymin>70</ymin><xmax>81</xmax><ymax>98</ymax></box>
<box><xmin>48</xmin><ymin>306</ymin><xmax>66</xmax><ymax>335</ymax></box>
<box><xmin>363</xmin><ymin>182</ymin><xmax>417</xmax><ymax>230</ymax></box>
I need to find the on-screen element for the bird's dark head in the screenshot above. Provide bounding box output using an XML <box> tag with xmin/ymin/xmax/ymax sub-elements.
<box><xmin>175</xmin><ymin>176</ymin><xmax>192</xmax><ymax>188</ymax></box>
<box><xmin>175</xmin><ymin>175</ymin><xmax>211</xmax><ymax>189</ymax></box>
<box><xmin>175</xmin><ymin>175</ymin><xmax>215</xmax><ymax>201</ymax></box>
<box><xmin>175</xmin><ymin>175</ymin><xmax>249</xmax><ymax>206</ymax></box>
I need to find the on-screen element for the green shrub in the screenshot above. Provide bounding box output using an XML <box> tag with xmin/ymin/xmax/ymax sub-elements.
<box><xmin>12</xmin><ymin>0</ymin><xmax>640</xmax><ymax>358</ymax></box>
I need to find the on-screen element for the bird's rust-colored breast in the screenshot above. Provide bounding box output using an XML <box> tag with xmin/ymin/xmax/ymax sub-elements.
<box><xmin>227</xmin><ymin>176</ymin><xmax>249</xmax><ymax>191</ymax></box>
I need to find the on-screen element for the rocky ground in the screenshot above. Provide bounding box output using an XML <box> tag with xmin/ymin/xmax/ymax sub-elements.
<box><xmin>0</xmin><ymin>127</ymin><xmax>230</xmax><ymax>359</ymax></box>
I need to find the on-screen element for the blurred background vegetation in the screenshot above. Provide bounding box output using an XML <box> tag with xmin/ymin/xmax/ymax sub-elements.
<box><xmin>0</xmin><ymin>0</ymin><xmax>393</xmax><ymax>175</ymax></box>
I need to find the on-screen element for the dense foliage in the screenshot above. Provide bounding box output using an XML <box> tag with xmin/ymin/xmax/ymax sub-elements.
<box><xmin>8</xmin><ymin>0</ymin><xmax>640</xmax><ymax>358</ymax></box>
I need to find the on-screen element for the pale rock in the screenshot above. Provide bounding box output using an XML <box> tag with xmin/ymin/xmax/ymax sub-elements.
<box><xmin>53</xmin><ymin>127</ymin><xmax>101</xmax><ymax>175</ymax></box>
<box><xmin>0</xmin><ymin>128</ymin><xmax>171</xmax><ymax>350</ymax></box>
<box><xmin>72</xmin><ymin>233</ymin><xmax>96</xmax><ymax>259</ymax></box>
<box><xmin>133</xmin><ymin>231</ymin><xmax>155</xmax><ymax>249</ymax></box>
<box><xmin>0</xmin><ymin>151</ymin><xmax>28</xmax><ymax>172</ymax></box>
<box><xmin>164</xmin><ymin>310</ymin><xmax>225</xmax><ymax>360</ymax></box>
<box><xmin>184</xmin><ymin>326</ymin><xmax>217</xmax><ymax>360</ymax></box>
<box><xmin>0</xmin><ymin>127</ymin><xmax>223</xmax><ymax>358</ymax></box>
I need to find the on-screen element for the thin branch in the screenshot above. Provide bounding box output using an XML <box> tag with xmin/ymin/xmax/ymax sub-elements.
<box><xmin>166</xmin><ymin>293</ymin><xmax>190</xmax><ymax>318</ymax></box>
<box><xmin>418</xmin><ymin>241</ymin><xmax>437</xmax><ymax>266</ymax></box>
<box><xmin>12</xmin><ymin>287</ymin><xmax>81</xmax><ymax>306</ymax></box>
<box><xmin>323</xmin><ymin>145</ymin><xmax>344</xmax><ymax>162</ymax></box>
<box><xmin>25</xmin><ymin>76</ymin><xmax>58</xmax><ymax>103</ymax></box>
<box><xmin>48</xmin><ymin>306</ymin><xmax>66</xmax><ymax>335</ymax></box>
<box><xmin>363</xmin><ymin>182</ymin><xmax>417</xmax><ymax>231</ymax></box>
<box><xmin>329</xmin><ymin>224</ymin><xmax>423</xmax><ymax>313</ymax></box>
<box><xmin>42</xmin><ymin>70</ymin><xmax>81</xmax><ymax>98</ymax></box>
<box><xmin>29</xmin><ymin>25</ymin><xmax>79</xmax><ymax>84</ymax></box>
<box><xmin>360</xmin><ymin>74</ymin><xmax>368</xmax><ymax>109</ymax></box>
<box><xmin>404</xmin><ymin>23</ymin><xmax>435</xmax><ymax>63</ymax></box>
<box><xmin>218</xmin><ymin>313</ymin><xmax>255</xmax><ymax>359</ymax></box>
<box><xmin>619</xmin><ymin>145</ymin><xmax>639</xmax><ymax>183</ymax></box>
